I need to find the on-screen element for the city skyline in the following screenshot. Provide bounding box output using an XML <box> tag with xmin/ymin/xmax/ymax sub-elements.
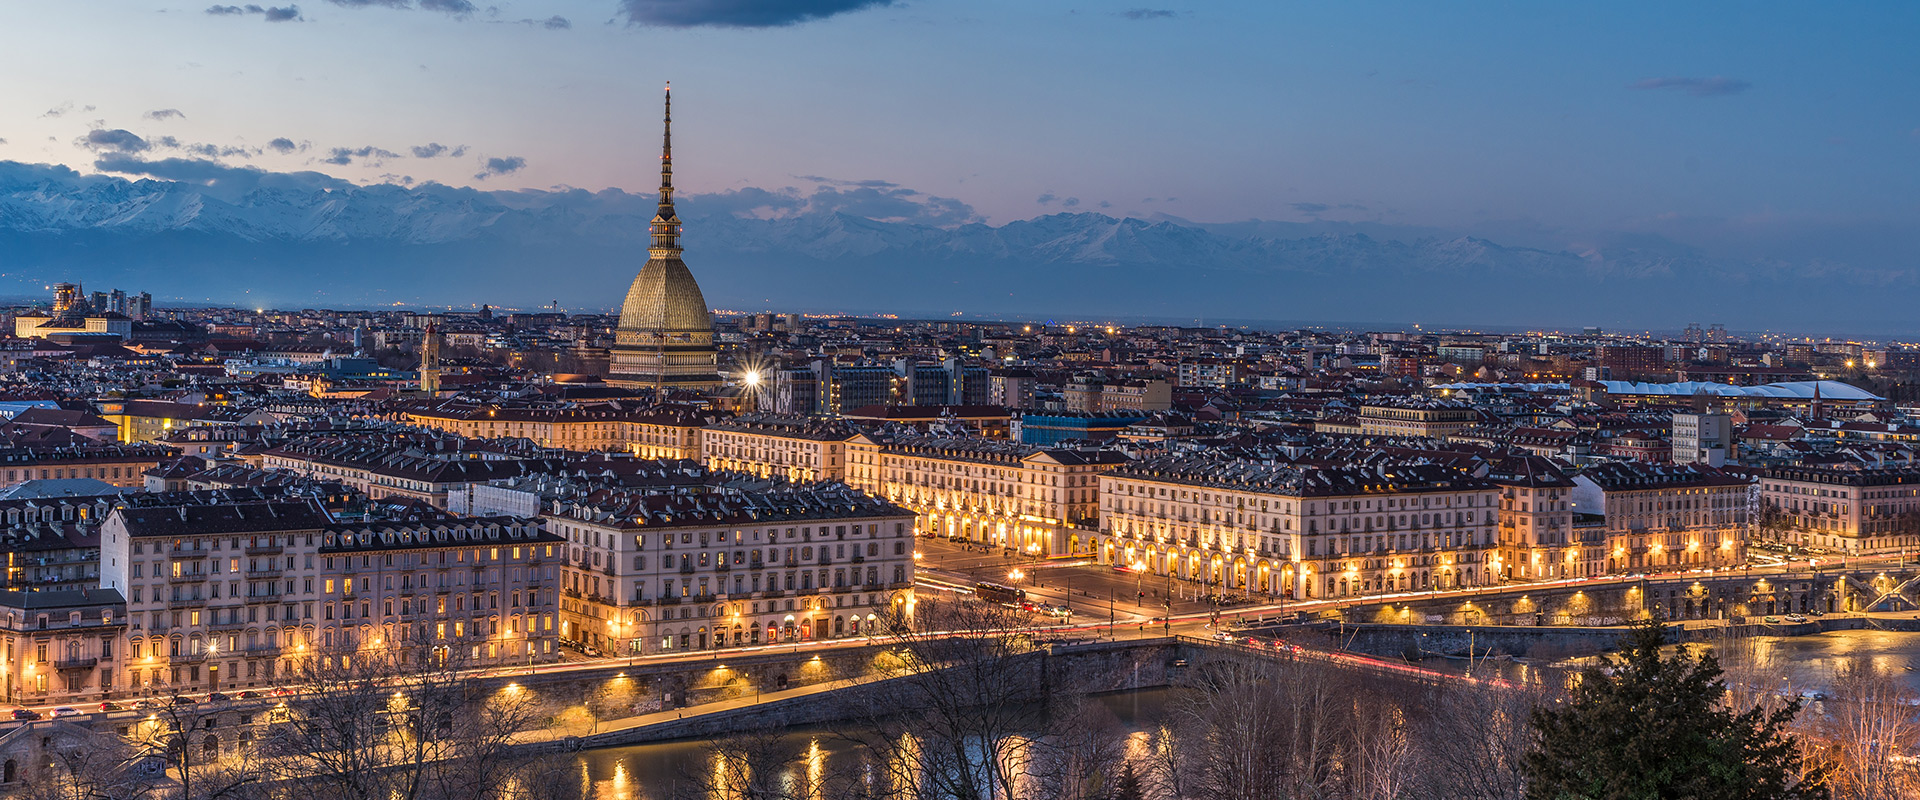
<box><xmin>1</xmin><ymin>2</ymin><xmax>1918</xmax><ymax>325</ymax></box>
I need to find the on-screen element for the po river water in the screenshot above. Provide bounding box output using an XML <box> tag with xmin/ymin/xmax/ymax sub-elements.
<box><xmin>552</xmin><ymin>629</ymin><xmax>1920</xmax><ymax>799</ymax></box>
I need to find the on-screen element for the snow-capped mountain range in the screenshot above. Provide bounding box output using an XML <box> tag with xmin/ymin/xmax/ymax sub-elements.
<box><xmin>0</xmin><ymin>160</ymin><xmax>1908</xmax><ymax>331</ymax></box>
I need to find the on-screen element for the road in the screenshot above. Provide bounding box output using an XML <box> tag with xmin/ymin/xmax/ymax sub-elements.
<box><xmin>8</xmin><ymin>543</ymin><xmax>1911</xmax><ymax>723</ymax></box>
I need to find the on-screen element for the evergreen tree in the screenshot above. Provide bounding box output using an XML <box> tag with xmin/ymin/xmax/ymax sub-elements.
<box><xmin>1525</xmin><ymin>619</ymin><xmax>1828</xmax><ymax>800</ymax></box>
<box><xmin>1106</xmin><ymin>759</ymin><xmax>1146</xmax><ymax>800</ymax></box>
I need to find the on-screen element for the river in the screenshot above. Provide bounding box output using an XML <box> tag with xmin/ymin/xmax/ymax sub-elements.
<box><xmin>557</xmin><ymin>629</ymin><xmax>1920</xmax><ymax>799</ymax></box>
<box><xmin>558</xmin><ymin>689</ymin><xmax>1172</xmax><ymax>800</ymax></box>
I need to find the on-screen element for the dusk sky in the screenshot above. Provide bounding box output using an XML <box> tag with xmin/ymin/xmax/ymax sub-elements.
<box><xmin>4</xmin><ymin>1</ymin><xmax>1918</xmax><ymax>258</ymax></box>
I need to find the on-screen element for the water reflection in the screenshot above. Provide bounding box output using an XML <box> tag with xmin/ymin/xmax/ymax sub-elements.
<box><xmin>1557</xmin><ymin>629</ymin><xmax>1920</xmax><ymax>696</ymax></box>
<box><xmin>570</xmin><ymin>691</ymin><xmax>1170</xmax><ymax>800</ymax></box>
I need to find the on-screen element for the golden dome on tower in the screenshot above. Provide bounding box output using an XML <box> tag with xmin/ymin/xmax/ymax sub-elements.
<box><xmin>607</xmin><ymin>81</ymin><xmax>721</xmax><ymax>391</ymax></box>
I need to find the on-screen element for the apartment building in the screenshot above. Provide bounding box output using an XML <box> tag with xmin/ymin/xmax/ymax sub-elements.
<box><xmin>1356</xmin><ymin>398</ymin><xmax>1479</xmax><ymax>438</ymax></box>
<box><xmin>0</xmin><ymin>589</ymin><xmax>127</xmax><ymax>706</ymax></box>
<box><xmin>700</xmin><ymin>414</ymin><xmax>862</xmax><ymax>484</ymax></box>
<box><xmin>845</xmin><ymin>432</ymin><xmax>1128</xmax><ymax>556</ymax></box>
<box><xmin>0</xmin><ymin>443</ymin><xmax>171</xmax><ymax>489</ymax></box>
<box><xmin>1488</xmin><ymin>457</ymin><xmax>1598</xmax><ymax>580</ymax></box>
<box><xmin>1094</xmin><ymin>456</ymin><xmax>1502</xmax><ymax>600</ymax></box>
<box><xmin>400</xmin><ymin>402</ymin><xmax>711</xmax><ymax>460</ymax></box>
<box><xmin>256</xmin><ymin>438</ymin><xmax>570</xmax><ymax>509</ymax></box>
<box><xmin>543</xmin><ymin>483</ymin><xmax>915</xmax><ymax>655</ymax></box>
<box><xmin>1757</xmin><ymin>466</ymin><xmax>1920</xmax><ymax>555</ymax></box>
<box><xmin>1571</xmin><ymin>462</ymin><xmax>1753</xmax><ymax>571</ymax></box>
<box><xmin>99</xmin><ymin>500</ymin><xmax>562</xmax><ymax>696</ymax></box>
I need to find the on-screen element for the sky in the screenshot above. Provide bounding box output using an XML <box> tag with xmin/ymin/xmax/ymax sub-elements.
<box><xmin>2</xmin><ymin>1</ymin><xmax>1919</xmax><ymax>254</ymax></box>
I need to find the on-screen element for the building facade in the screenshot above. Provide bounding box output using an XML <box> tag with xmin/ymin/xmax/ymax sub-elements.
<box><xmin>1091</xmin><ymin>457</ymin><xmax>1502</xmax><ymax>600</ymax></box>
<box><xmin>845</xmin><ymin>432</ymin><xmax>1124</xmax><ymax>556</ymax></box>
<box><xmin>544</xmin><ymin>484</ymin><xmax>915</xmax><ymax>654</ymax></box>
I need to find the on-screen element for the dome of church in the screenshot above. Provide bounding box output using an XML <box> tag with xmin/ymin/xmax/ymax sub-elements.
<box><xmin>618</xmin><ymin>255</ymin><xmax>712</xmax><ymax>333</ymax></box>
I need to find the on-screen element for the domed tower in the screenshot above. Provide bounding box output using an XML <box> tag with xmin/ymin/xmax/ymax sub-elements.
<box><xmin>608</xmin><ymin>83</ymin><xmax>721</xmax><ymax>392</ymax></box>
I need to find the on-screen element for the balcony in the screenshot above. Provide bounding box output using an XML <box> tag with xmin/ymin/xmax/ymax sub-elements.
<box><xmin>678</xmin><ymin>563</ymin><xmax>695</xmax><ymax>574</ymax></box>
<box><xmin>714</xmin><ymin>561</ymin><xmax>731</xmax><ymax>572</ymax></box>
<box><xmin>167</xmin><ymin>573</ymin><xmax>206</xmax><ymax>584</ymax></box>
<box><xmin>53</xmin><ymin>657</ymin><xmax>98</xmax><ymax>670</ymax></box>
<box><xmin>246</xmin><ymin>544</ymin><xmax>283</xmax><ymax>556</ymax></box>
<box><xmin>169</xmin><ymin>596</ymin><xmax>209</xmax><ymax>608</ymax></box>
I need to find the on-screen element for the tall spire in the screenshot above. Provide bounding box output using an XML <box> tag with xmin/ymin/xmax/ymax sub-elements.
<box><xmin>650</xmin><ymin>82</ymin><xmax>681</xmax><ymax>254</ymax></box>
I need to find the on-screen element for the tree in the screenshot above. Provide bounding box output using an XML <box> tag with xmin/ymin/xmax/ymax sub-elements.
<box><xmin>255</xmin><ymin>641</ymin><xmax>560</xmax><ymax>800</ymax></box>
<box><xmin>1795</xmin><ymin>661</ymin><xmax>1920</xmax><ymax>800</ymax></box>
<box><xmin>833</xmin><ymin>596</ymin><xmax>1059</xmax><ymax>800</ymax></box>
<box><xmin>1525</xmin><ymin>619</ymin><xmax>1829</xmax><ymax>800</ymax></box>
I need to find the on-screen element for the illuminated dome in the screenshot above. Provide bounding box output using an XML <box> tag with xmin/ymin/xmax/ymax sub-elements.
<box><xmin>607</xmin><ymin>82</ymin><xmax>721</xmax><ymax>391</ymax></box>
<box><xmin>618</xmin><ymin>256</ymin><xmax>712</xmax><ymax>333</ymax></box>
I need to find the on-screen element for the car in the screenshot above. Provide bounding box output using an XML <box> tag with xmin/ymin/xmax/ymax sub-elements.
<box><xmin>1785</xmin><ymin>614</ymin><xmax>1808</xmax><ymax>623</ymax></box>
<box><xmin>129</xmin><ymin>699</ymin><xmax>154</xmax><ymax>710</ymax></box>
<box><xmin>1046</xmin><ymin>605</ymin><xmax>1072</xmax><ymax>619</ymax></box>
<box><xmin>49</xmin><ymin>707</ymin><xmax>79</xmax><ymax>719</ymax></box>
<box><xmin>207</xmin><ymin>692</ymin><xmax>231</xmax><ymax>703</ymax></box>
<box><xmin>236</xmin><ymin>691</ymin><xmax>262</xmax><ymax>700</ymax></box>
<box><xmin>97</xmin><ymin>701</ymin><xmax>122</xmax><ymax>713</ymax></box>
<box><xmin>165</xmin><ymin>696</ymin><xmax>195</xmax><ymax>708</ymax></box>
<box><xmin>9</xmin><ymin>709</ymin><xmax>40</xmax><ymax>721</ymax></box>
<box><xmin>1212</xmin><ymin>631</ymin><xmax>1235</xmax><ymax>642</ymax></box>
<box><xmin>1763</xmin><ymin>616</ymin><xmax>1781</xmax><ymax>624</ymax></box>
<box><xmin>270</xmin><ymin>687</ymin><xmax>296</xmax><ymax>697</ymax></box>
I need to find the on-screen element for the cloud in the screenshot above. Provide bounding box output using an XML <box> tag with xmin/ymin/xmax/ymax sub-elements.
<box><xmin>1036</xmin><ymin>192</ymin><xmax>1057</xmax><ymax>205</ymax></box>
<box><xmin>410</xmin><ymin>142</ymin><xmax>468</xmax><ymax>158</ymax></box>
<box><xmin>322</xmin><ymin>145</ymin><xmax>402</xmax><ymax>165</ymax></box>
<box><xmin>796</xmin><ymin>175</ymin><xmax>899</xmax><ymax>189</ymax></box>
<box><xmin>326</xmin><ymin>0</ymin><xmax>475</xmax><ymax>13</ymax></box>
<box><xmin>180</xmin><ymin>142</ymin><xmax>259</xmax><ymax>158</ymax></box>
<box><xmin>1629</xmin><ymin>76</ymin><xmax>1751</xmax><ymax>97</ymax></box>
<box><xmin>1098</xmin><ymin>200</ymin><xmax>1112</xmax><ymax>209</ymax></box>
<box><xmin>1119</xmin><ymin>8</ymin><xmax>1176</xmax><ymax>19</ymax></box>
<box><xmin>1061</xmin><ymin>197</ymin><xmax>1080</xmax><ymax>208</ymax></box>
<box><xmin>619</xmin><ymin>0</ymin><xmax>893</xmax><ymax>28</ymax></box>
<box><xmin>693</xmin><ymin>178</ymin><xmax>977</xmax><ymax>226</ymax></box>
<box><xmin>91</xmin><ymin>154</ymin><xmax>353</xmax><ymax>200</ymax></box>
<box><xmin>205</xmin><ymin>4</ymin><xmax>304</xmax><ymax>21</ymax></box>
<box><xmin>144</xmin><ymin>109</ymin><xmax>187</xmax><ymax>121</ymax></box>
<box><xmin>79</xmin><ymin>129</ymin><xmax>151</xmax><ymax>154</ymax></box>
<box><xmin>0</xmin><ymin>138</ymin><xmax>7</xmax><ymax>146</ymax></box>
<box><xmin>474</xmin><ymin>156</ymin><xmax>526</xmax><ymax>179</ymax></box>
<box><xmin>41</xmin><ymin>102</ymin><xmax>75</xmax><ymax>118</ymax></box>
<box><xmin>1291</xmin><ymin>202</ymin><xmax>1330</xmax><ymax>214</ymax></box>
<box><xmin>542</xmin><ymin>15</ymin><xmax>570</xmax><ymax>28</ymax></box>
<box><xmin>267</xmin><ymin>137</ymin><xmax>306</xmax><ymax>154</ymax></box>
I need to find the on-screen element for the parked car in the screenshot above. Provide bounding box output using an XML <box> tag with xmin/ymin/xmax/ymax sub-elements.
<box><xmin>1785</xmin><ymin>614</ymin><xmax>1808</xmax><ymax>623</ymax></box>
<box><xmin>1763</xmin><ymin>616</ymin><xmax>1781</xmax><ymax>623</ymax></box>
<box><xmin>9</xmin><ymin>709</ymin><xmax>40</xmax><ymax>721</ymax></box>
<box><xmin>49</xmin><ymin>707</ymin><xmax>79</xmax><ymax>719</ymax></box>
